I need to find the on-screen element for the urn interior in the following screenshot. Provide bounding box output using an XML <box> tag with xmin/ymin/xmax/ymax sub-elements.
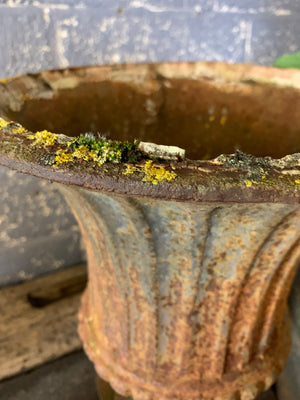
<box><xmin>4</xmin><ymin>64</ymin><xmax>300</xmax><ymax>160</ymax></box>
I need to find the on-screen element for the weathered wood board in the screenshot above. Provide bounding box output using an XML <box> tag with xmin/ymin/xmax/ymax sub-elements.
<box><xmin>0</xmin><ymin>263</ymin><xmax>87</xmax><ymax>381</ymax></box>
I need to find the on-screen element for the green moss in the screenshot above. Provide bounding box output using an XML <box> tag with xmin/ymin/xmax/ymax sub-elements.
<box><xmin>53</xmin><ymin>133</ymin><xmax>143</xmax><ymax>167</ymax></box>
<box><xmin>273</xmin><ymin>52</ymin><xmax>300</xmax><ymax>69</ymax></box>
<box><xmin>68</xmin><ymin>134</ymin><xmax>143</xmax><ymax>163</ymax></box>
<box><xmin>1</xmin><ymin>118</ymin><xmax>178</xmax><ymax>184</ymax></box>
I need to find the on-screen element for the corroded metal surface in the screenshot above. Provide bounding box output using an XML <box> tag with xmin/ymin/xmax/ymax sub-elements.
<box><xmin>1</xmin><ymin>62</ymin><xmax>300</xmax><ymax>162</ymax></box>
<box><xmin>59</xmin><ymin>185</ymin><xmax>300</xmax><ymax>400</ymax></box>
<box><xmin>1</xmin><ymin>63</ymin><xmax>300</xmax><ymax>204</ymax></box>
<box><xmin>1</xmin><ymin>62</ymin><xmax>300</xmax><ymax>399</ymax></box>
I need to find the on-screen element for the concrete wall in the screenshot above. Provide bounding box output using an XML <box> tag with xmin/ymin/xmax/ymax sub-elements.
<box><xmin>1</xmin><ymin>0</ymin><xmax>300</xmax><ymax>81</ymax></box>
<box><xmin>0</xmin><ymin>0</ymin><xmax>300</xmax><ymax>284</ymax></box>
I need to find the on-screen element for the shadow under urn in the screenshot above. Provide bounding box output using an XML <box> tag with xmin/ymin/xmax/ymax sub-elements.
<box><xmin>0</xmin><ymin>62</ymin><xmax>300</xmax><ymax>400</ymax></box>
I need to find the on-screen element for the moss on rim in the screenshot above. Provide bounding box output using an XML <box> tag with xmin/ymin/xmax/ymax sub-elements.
<box><xmin>0</xmin><ymin>116</ymin><xmax>300</xmax><ymax>203</ymax></box>
<box><xmin>0</xmin><ymin>117</ymin><xmax>177</xmax><ymax>185</ymax></box>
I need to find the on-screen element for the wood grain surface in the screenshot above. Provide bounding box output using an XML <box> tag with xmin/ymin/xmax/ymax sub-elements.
<box><xmin>0</xmin><ymin>264</ymin><xmax>87</xmax><ymax>381</ymax></box>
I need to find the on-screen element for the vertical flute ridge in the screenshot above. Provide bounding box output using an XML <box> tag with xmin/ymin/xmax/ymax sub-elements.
<box><xmin>59</xmin><ymin>185</ymin><xmax>300</xmax><ymax>400</ymax></box>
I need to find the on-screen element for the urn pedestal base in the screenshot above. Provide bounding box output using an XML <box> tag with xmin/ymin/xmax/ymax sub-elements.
<box><xmin>60</xmin><ymin>185</ymin><xmax>300</xmax><ymax>400</ymax></box>
<box><xmin>79</xmin><ymin>290</ymin><xmax>291</xmax><ymax>400</ymax></box>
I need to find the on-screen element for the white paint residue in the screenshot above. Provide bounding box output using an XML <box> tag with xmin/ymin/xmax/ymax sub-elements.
<box><xmin>54</xmin><ymin>17</ymin><xmax>78</xmax><ymax>68</ymax></box>
<box><xmin>0</xmin><ymin>1</ymin><xmax>70</xmax><ymax>10</ymax></box>
<box><xmin>160</xmin><ymin>20</ymin><xmax>171</xmax><ymax>31</ymax></box>
<box><xmin>273</xmin><ymin>9</ymin><xmax>292</xmax><ymax>16</ymax></box>
<box><xmin>62</xmin><ymin>17</ymin><xmax>78</xmax><ymax>27</ymax></box>
<box><xmin>75</xmin><ymin>2</ymin><xmax>87</xmax><ymax>9</ymax></box>
<box><xmin>0</xmin><ymin>1</ymin><xmax>69</xmax><ymax>8</ymax></box>
<box><xmin>32</xmin><ymin>1</ymin><xmax>69</xmax><ymax>10</ymax></box>
<box><xmin>218</xmin><ymin>4</ymin><xmax>239</xmax><ymax>13</ymax></box>
<box><xmin>30</xmin><ymin>257</ymin><xmax>43</xmax><ymax>268</ymax></box>
<box><xmin>0</xmin><ymin>0</ymin><xmax>22</xmax><ymax>6</ymax></box>
<box><xmin>40</xmin><ymin>44</ymin><xmax>51</xmax><ymax>53</ymax></box>
<box><xmin>99</xmin><ymin>17</ymin><xmax>117</xmax><ymax>33</ymax></box>
<box><xmin>129</xmin><ymin>0</ymin><xmax>187</xmax><ymax>13</ymax></box>
<box><xmin>18</xmin><ymin>270</ymin><xmax>27</xmax><ymax>279</ymax></box>
<box><xmin>194</xmin><ymin>5</ymin><xmax>202</xmax><ymax>14</ymax></box>
<box><xmin>53</xmin><ymin>259</ymin><xmax>65</xmax><ymax>268</ymax></box>
<box><xmin>111</xmin><ymin>53</ymin><xmax>121</xmax><ymax>63</ymax></box>
<box><xmin>239</xmin><ymin>20</ymin><xmax>253</xmax><ymax>62</ymax></box>
<box><xmin>0</xmin><ymin>230</ymin><xmax>27</xmax><ymax>247</ymax></box>
<box><xmin>213</xmin><ymin>2</ymin><xmax>292</xmax><ymax>16</ymax></box>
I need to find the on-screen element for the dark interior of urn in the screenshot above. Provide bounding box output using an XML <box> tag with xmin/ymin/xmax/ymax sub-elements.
<box><xmin>6</xmin><ymin>77</ymin><xmax>300</xmax><ymax>160</ymax></box>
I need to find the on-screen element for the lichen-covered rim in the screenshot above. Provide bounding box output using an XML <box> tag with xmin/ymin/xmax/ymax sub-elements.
<box><xmin>0</xmin><ymin>61</ymin><xmax>300</xmax><ymax>203</ymax></box>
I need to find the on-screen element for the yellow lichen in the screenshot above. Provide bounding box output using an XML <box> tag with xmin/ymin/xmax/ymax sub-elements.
<box><xmin>28</xmin><ymin>130</ymin><xmax>58</xmax><ymax>147</ymax></box>
<box><xmin>259</xmin><ymin>167</ymin><xmax>267</xmax><ymax>180</ymax></box>
<box><xmin>123</xmin><ymin>165</ymin><xmax>138</xmax><ymax>175</ymax></box>
<box><xmin>89</xmin><ymin>144</ymin><xmax>121</xmax><ymax>166</ymax></box>
<box><xmin>1</xmin><ymin>118</ymin><xmax>175</xmax><ymax>183</ymax></box>
<box><xmin>295</xmin><ymin>179</ymin><xmax>300</xmax><ymax>184</ymax></box>
<box><xmin>89</xmin><ymin>149</ymin><xmax>107</xmax><ymax>165</ymax></box>
<box><xmin>244</xmin><ymin>178</ymin><xmax>261</xmax><ymax>187</ymax></box>
<box><xmin>54</xmin><ymin>142</ymin><xmax>123</xmax><ymax>167</ymax></box>
<box><xmin>63</xmin><ymin>139</ymin><xmax>124</xmax><ymax>167</ymax></box>
<box><xmin>53</xmin><ymin>149</ymin><xmax>74</xmax><ymax>167</ymax></box>
<box><xmin>72</xmin><ymin>145</ymin><xmax>92</xmax><ymax>161</ymax></box>
<box><xmin>123</xmin><ymin>160</ymin><xmax>176</xmax><ymax>185</ymax></box>
<box><xmin>0</xmin><ymin>118</ymin><xmax>11</xmax><ymax>129</ymax></box>
<box><xmin>12</xmin><ymin>126</ymin><xmax>28</xmax><ymax>134</ymax></box>
<box><xmin>0</xmin><ymin>118</ymin><xmax>28</xmax><ymax>134</ymax></box>
<box><xmin>220</xmin><ymin>115</ymin><xmax>227</xmax><ymax>125</ymax></box>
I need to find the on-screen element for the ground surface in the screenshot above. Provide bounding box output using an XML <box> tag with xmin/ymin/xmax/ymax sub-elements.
<box><xmin>0</xmin><ymin>351</ymin><xmax>98</xmax><ymax>400</ymax></box>
<box><xmin>0</xmin><ymin>350</ymin><xmax>277</xmax><ymax>400</ymax></box>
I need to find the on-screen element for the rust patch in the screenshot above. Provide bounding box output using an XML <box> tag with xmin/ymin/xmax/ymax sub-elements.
<box><xmin>1</xmin><ymin>62</ymin><xmax>300</xmax><ymax>399</ymax></box>
<box><xmin>59</xmin><ymin>186</ymin><xmax>299</xmax><ymax>400</ymax></box>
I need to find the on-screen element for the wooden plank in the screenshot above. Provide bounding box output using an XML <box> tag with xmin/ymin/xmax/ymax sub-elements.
<box><xmin>0</xmin><ymin>264</ymin><xmax>87</xmax><ymax>381</ymax></box>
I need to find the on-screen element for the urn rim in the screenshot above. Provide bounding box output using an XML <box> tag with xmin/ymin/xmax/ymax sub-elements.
<box><xmin>0</xmin><ymin>61</ymin><xmax>300</xmax><ymax>204</ymax></box>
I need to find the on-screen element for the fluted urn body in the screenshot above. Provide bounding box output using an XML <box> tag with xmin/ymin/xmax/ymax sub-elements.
<box><xmin>1</xmin><ymin>62</ymin><xmax>300</xmax><ymax>400</ymax></box>
<box><xmin>59</xmin><ymin>186</ymin><xmax>300</xmax><ymax>400</ymax></box>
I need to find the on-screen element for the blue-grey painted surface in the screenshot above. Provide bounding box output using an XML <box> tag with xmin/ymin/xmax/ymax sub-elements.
<box><xmin>0</xmin><ymin>167</ymin><xmax>84</xmax><ymax>287</ymax></box>
<box><xmin>1</xmin><ymin>1</ymin><xmax>300</xmax><ymax>80</ymax></box>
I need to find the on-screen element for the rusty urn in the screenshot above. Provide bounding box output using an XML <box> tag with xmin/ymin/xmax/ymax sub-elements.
<box><xmin>1</xmin><ymin>62</ymin><xmax>300</xmax><ymax>400</ymax></box>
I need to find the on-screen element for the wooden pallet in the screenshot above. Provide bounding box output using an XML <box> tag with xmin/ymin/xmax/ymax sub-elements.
<box><xmin>0</xmin><ymin>263</ymin><xmax>87</xmax><ymax>381</ymax></box>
